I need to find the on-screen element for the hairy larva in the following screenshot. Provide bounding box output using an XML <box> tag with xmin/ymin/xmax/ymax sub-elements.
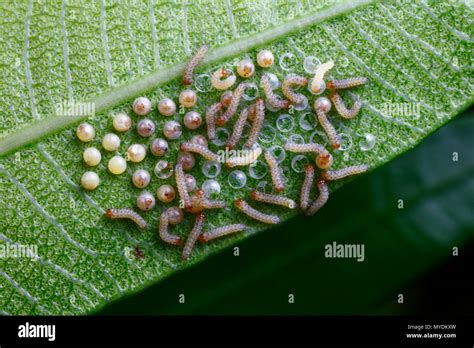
<box><xmin>315</xmin><ymin>108</ymin><xmax>340</xmax><ymax>150</ymax></box>
<box><xmin>225</xmin><ymin>145</ymin><xmax>262</xmax><ymax>168</ymax></box>
<box><xmin>250</xmin><ymin>190</ymin><xmax>296</xmax><ymax>209</ymax></box>
<box><xmin>184</xmin><ymin>189</ymin><xmax>225</xmax><ymax>213</ymax></box>
<box><xmin>326</xmin><ymin>77</ymin><xmax>368</xmax><ymax>90</ymax></box>
<box><xmin>244</xmin><ymin>98</ymin><xmax>265</xmax><ymax>148</ymax></box>
<box><xmin>225</xmin><ymin>107</ymin><xmax>248</xmax><ymax>149</ymax></box>
<box><xmin>182</xmin><ymin>212</ymin><xmax>205</xmax><ymax>260</ymax></box>
<box><xmin>330</xmin><ymin>92</ymin><xmax>362</xmax><ymax>119</ymax></box>
<box><xmin>321</xmin><ymin>164</ymin><xmax>369</xmax><ymax>181</ymax></box>
<box><xmin>264</xmin><ymin>150</ymin><xmax>285</xmax><ymax>192</ymax></box>
<box><xmin>175</xmin><ymin>163</ymin><xmax>191</xmax><ymax>209</ymax></box>
<box><xmin>183</xmin><ymin>44</ymin><xmax>208</xmax><ymax>85</ymax></box>
<box><xmin>305</xmin><ymin>180</ymin><xmax>329</xmax><ymax>216</ymax></box>
<box><xmin>198</xmin><ymin>224</ymin><xmax>247</xmax><ymax>243</ymax></box>
<box><xmin>282</xmin><ymin>75</ymin><xmax>308</xmax><ymax>105</ymax></box>
<box><xmin>300</xmin><ymin>164</ymin><xmax>315</xmax><ymax>211</ymax></box>
<box><xmin>205</xmin><ymin>102</ymin><xmax>224</xmax><ymax>140</ymax></box>
<box><xmin>310</xmin><ymin>61</ymin><xmax>334</xmax><ymax>94</ymax></box>
<box><xmin>105</xmin><ymin>208</ymin><xmax>147</xmax><ymax>229</ymax></box>
<box><xmin>216</xmin><ymin>83</ymin><xmax>246</xmax><ymax>126</ymax></box>
<box><xmin>180</xmin><ymin>142</ymin><xmax>220</xmax><ymax>162</ymax></box>
<box><xmin>260</xmin><ymin>75</ymin><xmax>290</xmax><ymax>109</ymax></box>
<box><xmin>283</xmin><ymin>142</ymin><xmax>333</xmax><ymax>170</ymax></box>
<box><xmin>211</xmin><ymin>68</ymin><xmax>237</xmax><ymax>90</ymax></box>
<box><xmin>158</xmin><ymin>211</ymin><xmax>182</xmax><ymax>246</ymax></box>
<box><xmin>234</xmin><ymin>199</ymin><xmax>280</xmax><ymax>224</ymax></box>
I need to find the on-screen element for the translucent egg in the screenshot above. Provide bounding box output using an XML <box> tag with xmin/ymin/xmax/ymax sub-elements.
<box><xmin>202</xmin><ymin>179</ymin><xmax>221</xmax><ymax>197</ymax></box>
<box><xmin>228</xmin><ymin>170</ymin><xmax>247</xmax><ymax>189</ymax></box>
<box><xmin>201</xmin><ymin>160</ymin><xmax>221</xmax><ymax>178</ymax></box>
<box><xmin>154</xmin><ymin>160</ymin><xmax>173</xmax><ymax>179</ymax></box>
<box><xmin>248</xmin><ymin>160</ymin><xmax>268</xmax><ymax>179</ymax></box>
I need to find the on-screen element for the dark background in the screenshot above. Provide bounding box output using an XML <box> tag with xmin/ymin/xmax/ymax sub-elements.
<box><xmin>97</xmin><ymin>107</ymin><xmax>474</xmax><ymax>315</ymax></box>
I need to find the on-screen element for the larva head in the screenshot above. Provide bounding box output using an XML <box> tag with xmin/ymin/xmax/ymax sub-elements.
<box><xmin>304</xmin><ymin>163</ymin><xmax>315</xmax><ymax>174</ymax></box>
<box><xmin>215</xmin><ymin>115</ymin><xmax>227</xmax><ymax>126</ymax></box>
<box><xmin>234</xmin><ymin>199</ymin><xmax>245</xmax><ymax>208</ymax></box>
<box><xmin>315</xmin><ymin>153</ymin><xmax>333</xmax><ymax>170</ymax></box>
<box><xmin>249</xmin><ymin>190</ymin><xmax>258</xmax><ymax>200</ymax></box>
<box><xmin>332</xmin><ymin>142</ymin><xmax>341</xmax><ymax>150</ymax></box>
<box><xmin>247</xmin><ymin>103</ymin><xmax>257</xmax><ymax>122</ymax></box>
<box><xmin>314</xmin><ymin>97</ymin><xmax>331</xmax><ymax>113</ymax></box>
<box><xmin>196</xmin><ymin>212</ymin><xmax>205</xmax><ymax>222</ymax></box>
<box><xmin>320</xmin><ymin>171</ymin><xmax>329</xmax><ymax>181</ymax></box>
<box><xmin>197</xmin><ymin>235</ymin><xmax>208</xmax><ymax>243</ymax></box>
<box><xmin>326</xmin><ymin>81</ymin><xmax>335</xmax><ymax>90</ymax></box>
<box><xmin>317</xmin><ymin>179</ymin><xmax>327</xmax><ymax>189</ymax></box>
<box><xmin>105</xmin><ymin>209</ymin><xmax>114</xmax><ymax>218</ymax></box>
<box><xmin>220</xmin><ymin>91</ymin><xmax>233</xmax><ymax>107</ymax></box>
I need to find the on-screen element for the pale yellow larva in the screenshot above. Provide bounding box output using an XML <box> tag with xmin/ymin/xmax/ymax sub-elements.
<box><xmin>211</xmin><ymin>67</ymin><xmax>237</xmax><ymax>90</ymax></box>
<box><xmin>225</xmin><ymin>145</ymin><xmax>262</xmax><ymax>168</ymax></box>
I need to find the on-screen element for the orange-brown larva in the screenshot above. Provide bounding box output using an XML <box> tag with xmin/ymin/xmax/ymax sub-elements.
<box><xmin>225</xmin><ymin>107</ymin><xmax>249</xmax><ymax>150</ymax></box>
<box><xmin>260</xmin><ymin>74</ymin><xmax>290</xmax><ymax>109</ymax></box>
<box><xmin>180</xmin><ymin>142</ymin><xmax>220</xmax><ymax>162</ymax></box>
<box><xmin>250</xmin><ymin>190</ymin><xmax>296</xmax><ymax>209</ymax></box>
<box><xmin>321</xmin><ymin>165</ymin><xmax>369</xmax><ymax>181</ymax></box>
<box><xmin>264</xmin><ymin>150</ymin><xmax>285</xmax><ymax>192</ymax></box>
<box><xmin>244</xmin><ymin>98</ymin><xmax>265</xmax><ymax>148</ymax></box>
<box><xmin>183</xmin><ymin>44</ymin><xmax>208</xmax><ymax>85</ymax></box>
<box><xmin>305</xmin><ymin>179</ymin><xmax>329</xmax><ymax>216</ymax></box>
<box><xmin>283</xmin><ymin>142</ymin><xmax>333</xmax><ymax>170</ymax></box>
<box><xmin>326</xmin><ymin>77</ymin><xmax>368</xmax><ymax>90</ymax></box>
<box><xmin>300</xmin><ymin>164</ymin><xmax>315</xmax><ymax>211</ymax></box>
<box><xmin>205</xmin><ymin>102</ymin><xmax>224</xmax><ymax>140</ymax></box>
<box><xmin>198</xmin><ymin>224</ymin><xmax>247</xmax><ymax>243</ymax></box>
<box><xmin>315</xmin><ymin>107</ymin><xmax>340</xmax><ymax>150</ymax></box>
<box><xmin>105</xmin><ymin>208</ymin><xmax>147</xmax><ymax>229</ymax></box>
<box><xmin>158</xmin><ymin>211</ymin><xmax>182</xmax><ymax>246</ymax></box>
<box><xmin>234</xmin><ymin>199</ymin><xmax>280</xmax><ymax>224</ymax></box>
<box><xmin>216</xmin><ymin>83</ymin><xmax>246</xmax><ymax>126</ymax></box>
<box><xmin>282</xmin><ymin>75</ymin><xmax>308</xmax><ymax>105</ymax></box>
<box><xmin>175</xmin><ymin>163</ymin><xmax>191</xmax><ymax>209</ymax></box>
<box><xmin>182</xmin><ymin>212</ymin><xmax>205</xmax><ymax>260</ymax></box>
<box><xmin>329</xmin><ymin>92</ymin><xmax>362</xmax><ymax>119</ymax></box>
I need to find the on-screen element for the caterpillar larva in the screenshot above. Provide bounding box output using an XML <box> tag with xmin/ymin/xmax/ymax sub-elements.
<box><xmin>310</xmin><ymin>61</ymin><xmax>334</xmax><ymax>93</ymax></box>
<box><xmin>216</xmin><ymin>83</ymin><xmax>246</xmax><ymax>126</ymax></box>
<box><xmin>183</xmin><ymin>44</ymin><xmax>208</xmax><ymax>85</ymax></box>
<box><xmin>211</xmin><ymin>67</ymin><xmax>237</xmax><ymax>90</ymax></box>
<box><xmin>180</xmin><ymin>142</ymin><xmax>220</xmax><ymax>162</ymax></box>
<box><xmin>250</xmin><ymin>190</ymin><xmax>296</xmax><ymax>209</ymax></box>
<box><xmin>198</xmin><ymin>224</ymin><xmax>247</xmax><ymax>243</ymax></box>
<box><xmin>205</xmin><ymin>102</ymin><xmax>224</xmax><ymax>140</ymax></box>
<box><xmin>321</xmin><ymin>165</ymin><xmax>369</xmax><ymax>181</ymax></box>
<box><xmin>264</xmin><ymin>150</ymin><xmax>285</xmax><ymax>192</ymax></box>
<box><xmin>158</xmin><ymin>211</ymin><xmax>182</xmax><ymax>246</ymax></box>
<box><xmin>329</xmin><ymin>92</ymin><xmax>362</xmax><ymax>119</ymax></box>
<box><xmin>225</xmin><ymin>145</ymin><xmax>262</xmax><ymax>168</ymax></box>
<box><xmin>244</xmin><ymin>98</ymin><xmax>265</xmax><ymax>148</ymax></box>
<box><xmin>282</xmin><ymin>75</ymin><xmax>308</xmax><ymax>105</ymax></box>
<box><xmin>283</xmin><ymin>142</ymin><xmax>333</xmax><ymax>170</ymax></box>
<box><xmin>300</xmin><ymin>164</ymin><xmax>315</xmax><ymax>211</ymax></box>
<box><xmin>315</xmin><ymin>106</ymin><xmax>340</xmax><ymax>150</ymax></box>
<box><xmin>326</xmin><ymin>77</ymin><xmax>368</xmax><ymax>90</ymax></box>
<box><xmin>175</xmin><ymin>163</ymin><xmax>191</xmax><ymax>209</ymax></box>
<box><xmin>225</xmin><ymin>107</ymin><xmax>249</xmax><ymax>149</ymax></box>
<box><xmin>182</xmin><ymin>212</ymin><xmax>205</xmax><ymax>260</ymax></box>
<box><xmin>105</xmin><ymin>209</ymin><xmax>147</xmax><ymax>229</ymax></box>
<box><xmin>234</xmin><ymin>199</ymin><xmax>280</xmax><ymax>224</ymax></box>
<box><xmin>260</xmin><ymin>74</ymin><xmax>290</xmax><ymax>109</ymax></box>
<box><xmin>185</xmin><ymin>189</ymin><xmax>226</xmax><ymax>213</ymax></box>
<box><xmin>305</xmin><ymin>180</ymin><xmax>329</xmax><ymax>216</ymax></box>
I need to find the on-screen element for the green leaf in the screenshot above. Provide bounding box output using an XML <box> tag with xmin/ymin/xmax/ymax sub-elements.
<box><xmin>0</xmin><ymin>0</ymin><xmax>472</xmax><ymax>315</ymax></box>
<box><xmin>97</xmin><ymin>108</ymin><xmax>474</xmax><ymax>315</ymax></box>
